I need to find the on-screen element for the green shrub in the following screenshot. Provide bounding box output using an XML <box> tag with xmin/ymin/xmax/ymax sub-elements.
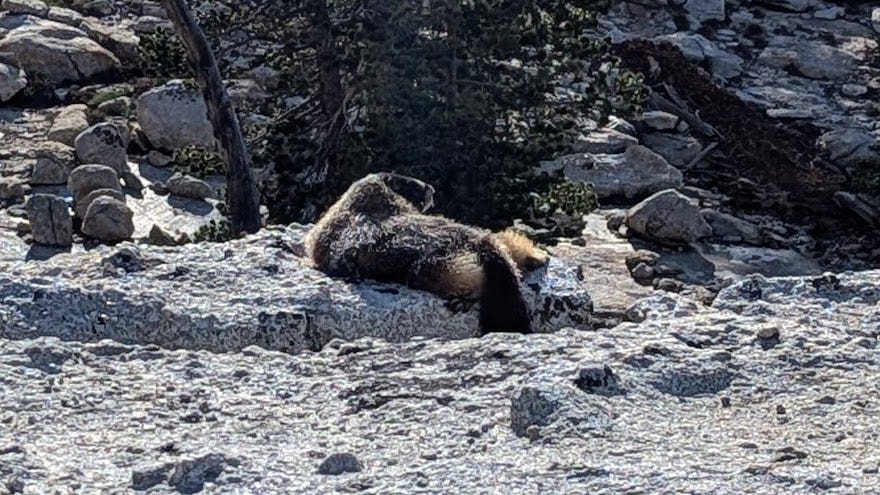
<box><xmin>137</xmin><ymin>28</ymin><xmax>190</xmax><ymax>79</ymax></box>
<box><xmin>172</xmin><ymin>146</ymin><xmax>225</xmax><ymax>178</ymax></box>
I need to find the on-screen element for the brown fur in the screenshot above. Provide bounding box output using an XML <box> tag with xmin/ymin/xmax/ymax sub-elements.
<box><xmin>304</xmin><ymin>173</ymin><xmax>548</xmax><ymax>334</ymax></box>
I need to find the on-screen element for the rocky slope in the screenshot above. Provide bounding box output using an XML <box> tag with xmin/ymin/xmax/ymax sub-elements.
<box><xmin>0</xmin><ymin>270</ymin><xmax>878</xmax><ymax>493</ymax></box>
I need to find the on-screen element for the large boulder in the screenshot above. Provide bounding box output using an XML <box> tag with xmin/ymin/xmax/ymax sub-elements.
<box><xmin>81</xmin><ymin>196</ymin><xmax>134</xmax><ymax>242</ymax></box>
<box><xmin>0</xmin><ymin>16</ymin><xmax>120</xmax><ymax>84</ymax></box>
<box><xmin>540</xmin><ymin>145</ymin><xmax>683</xmax><ymax>199</ymax></box>
<box><xmin>0</xmin><ymin>269</ymin><xmax>877</xmax><ymax>492</ymax></box>
<box><xmin>48</xmin><ymin>104</ymin><xmax>90</xmax><ymax>146</ymax></box>
<box><xmin>0</xmin><ymin>62</ymin><xmax>27</xmax><ymax>102</ymax></box>
<box><xmin>0</xmin><ymin>226</ymin><xmax>591</xmax><ymax>353</ymax></box>
<box><xmin>74</xmin><ymin>123</ymin><xmax>128</xmax><ymax>173</ymax></box>
<box><xmin>25</xmin><ymin>193</ymin><xmax>72</xmax><ymax>246</ymax></box>
<box><xmin>67</xmin><ymin>164</ymin><xmax>120</xmax><ymax>202</ymax></box>
<box><xmin>136</xmin><ymin>80</ymin><xmax>215</xmax><ymax>151</ymax></box>
<box><xmin>626</xmin><ymin>189</ymin><xmax>712</xmax><ymax>245</ymax></box>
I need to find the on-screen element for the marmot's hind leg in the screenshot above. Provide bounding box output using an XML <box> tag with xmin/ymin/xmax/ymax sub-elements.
<box><xmin>409</xmin><ymin>252</ymin><xmax>485</xmax><ymax>299</ymax></box>
<box><xmin>477</xmin><ymin>236</ymin><xmax>532</xmax><ymax>334</ymax></box>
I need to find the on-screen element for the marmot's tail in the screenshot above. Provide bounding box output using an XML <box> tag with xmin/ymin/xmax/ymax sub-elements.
<box><xmin>477</xmin><ymin>236</ymin><xmax>532</xmax><ymax>335</ymax></box>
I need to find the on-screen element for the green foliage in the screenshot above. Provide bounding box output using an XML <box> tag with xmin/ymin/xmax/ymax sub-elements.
<box><xmin>527</xmin><ymin>179</ymin><xmax>599</xmax><ymax>238</ymax></box>
<box><xmin>173</xmin><ymin>146</ymin><xmax>226</xmax><ymax>178</ymax></box>
<box><xmin>254</xmin><ymin>0</ymin><xmax>643</xmax><ymax>229</ymax></box>
<box><xmin>87</xmin><ymin>88</ymin><xmax>129</xmax><ymax>108</ymax></box>
<box><xmin>137</xmin><ymin>28</ymin><xmax>190</xmax><ymax>79</ymax></box>
<box><xmin>180</xmin><ymin>219</ymin><xmax>233</xmax><ymax>244</ymax></box>
<box><xmin>851</xmin><ymin>162</ymin><xmax>880</xmax><ymax>197</ymax></box>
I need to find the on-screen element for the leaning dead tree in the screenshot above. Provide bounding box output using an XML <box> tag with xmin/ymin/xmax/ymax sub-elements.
<box><xmin>161</xmin><ymin>0</ymin><xmax>262</xmax><ymax>235</ymax></box>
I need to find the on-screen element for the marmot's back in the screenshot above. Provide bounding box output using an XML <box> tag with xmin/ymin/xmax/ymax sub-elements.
<box><xmin>305</xmin><ymin>172</ymin><xmax>540</xmax><ymax>334</ymax></box>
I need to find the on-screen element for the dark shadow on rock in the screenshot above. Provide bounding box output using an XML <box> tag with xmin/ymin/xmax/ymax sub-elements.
<box><xmin>25</xmin><ymin>244</ymin><xmax>72</xmax><ymax>261</ymax></box>
<box><xmin>166</xmin><ymin>195</ymin><xmax>214</xmax><ymax>216</ymax></box>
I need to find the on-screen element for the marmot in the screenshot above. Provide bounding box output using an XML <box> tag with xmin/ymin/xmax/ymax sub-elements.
<box><xmin>304</xmin><ymin>172</ymin><xmax>549</xmax><ymax>334</ymax></box>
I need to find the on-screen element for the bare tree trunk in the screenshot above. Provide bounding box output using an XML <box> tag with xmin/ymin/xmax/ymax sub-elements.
<box><xmin>161</xmin><ymin>0</ymin><xmax>262</xmax><ymax>235</ymax></box>
<box><xmin>307</xmin><ymin>0</ymin><xmax>343</xmax><ymax>118</ymax></box>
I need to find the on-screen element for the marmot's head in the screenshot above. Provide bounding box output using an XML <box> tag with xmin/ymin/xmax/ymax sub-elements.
<box><xmin>375</xmin><ymin>172</ymin><xmax>435</xmax><ymax>212</ymax></box>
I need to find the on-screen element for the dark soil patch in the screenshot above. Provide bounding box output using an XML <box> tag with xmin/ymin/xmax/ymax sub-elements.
<box><xmin>613</xmin><ymin>40</ymin><xmax>879</xmax><ymax>270</ymax></box>
<box><xmin>613</xmin><ymin>40</ymin><xmax>848</xmax><ymax>221</ymax></box>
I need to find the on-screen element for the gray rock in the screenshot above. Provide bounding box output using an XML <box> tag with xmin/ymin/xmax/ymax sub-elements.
<box><xmin>0</xmin><ymin>268</ymin><xmax>878</xmax><ymax>492</ymax></box>
<box><xmin>318</xmin><ymin>454</ymin><xmax>362</xmax><ymax>475</ymax></box>
<box><xmin>510</xmin><ymin>378</ymin><xmax>613</xmax><ymax>439</ymax></box>
<box><xmin>136</xmin><ymin>80</ymin><xmax>215</xmax><ymax>151</ymax></box>
<box><xmin>626</xmin><ymin>189</ymin><xmax>713</xmax><ymax>245</ymax></box>
<box><xmin>67</xmin><ymin>164</ymin><xmax>120</xmax><ymax>202</ymax></box>
<box><xmin>48</xmin><ymin>104</ymin><xmax>90</xmax><ymax>146</ymax></box>
<box><xmin>637</xmin><ymin>111</ymin><xmax>678</xmax><ymax>131</ymax></box>
<box><xmin>840</xmin><ymin>84</ymin><xmax>868</xmax><ymax>98</ymax></box>
<box><xmin>74</xmin><ymin>187</ymin><xmax>124</xmax><ymax>219</ymax></box>
<box><xmin>29</xmin><ymin>142</ymin><xmax>75</xmax><ymax>185</ymax></box>
<box><xmin>817</xmin><ymin>128</ymin><xmax>879</xmax><ymax>168</ymax></box>
<box><xmin>654</xmin><ymin>32</ymin><xmax>743</xmax><ymax>79</ymax></box>
<box><xmin>640</xmin><ymin>133</ymin><xmax>703</xmax><ymax>168</ymax></box>
<box><xmin>95</xmin><ymin>96</ymin><xmax>130</xmax><ymax>117</ymax></box>
<box><xmin>82</xmin><ymin>196</ymin><xmax>134</xmax><ymax>242</ymax></box>
<box><xmin>573</xmin><ymin>128</ymin><xmax>638</xmax><ymax>154</ymax></box>
<box><xmin>74</xmin><ymin>123</ymin><xmax>128</xmax><ymax>173</ymax></box>
<box><xmin>81</xmin><ymin>0</ymin><xmax>113</xmax><ymax>16</ymax></box>
<box><xmin>0</xmin><ymin>177</ymin><xmax>27</xmax><ymax>201</ymax></box>
<box><xmin>25</xmin><ymin>194</ymin><xmax>72</xmax><ymax>246</ymax></box>
<box><xmin>683</xmin><ymin>0</ymin><xmax>724</xmax><ymax>23</ymax></box>
<box><xmin>701</xmin><ymin>209</ymin><xmax>762</xmax><ymax>244</ymax></box>
<box><xmin>1</xmin><ymin>0</ymin><xmax>48</xmax><ymax>16</ymax></box>
<box><xmin>757</xmin><ymin>37</ymin><xmax>856</xmax><ymax>80</ymax></box>
<box><xmin>759</xmin><ymin>0</ymin><xmax>818</xmax><ymax>12</ymax></box>
<box><xmin>146</xmin><ymin>150</ymin><xmax>173</xmax><ymax>167</ymax></box>
<box><xmin>165</xmin><ymin>173</ymin><xmax>215</xmax><ymax>200</ymax></box>
<box><xmin>540</xmin><ymin>145</ymin><xmax>682</xmax><ymax>199</ymax></box>
<box><xmin>0</xmin><ymin>62</ymin><xmax>27</xmax><ymax>102</ymax></box>
<box><xmin>0</xmin><ymin>17</ymin><xmax>120</xmax><ymax>84</ymax></box>
<box><xmin>46</xmin><ymin>6</ymin><xmax>84</xmax><ymax>26</ymax></box>
<box><xmin>0</xmin><ymin>226</ymin><xmax>591</xmax><ymax>352</ymax></box>
<box><xmin>631</xmin><ymin>262</ymin><xmax>654</xmax><ymax>280</ymax></box>
<box><xmin>77</xmin><ymin>19</ymin><xmax>139</xmax><ymax>65</ymax></box>
<box><xmin>833</xmin><ymin>192</ymin><xmax>879</xmax><ymax>226</ymax></box>
<box><xmin>168</xmin><ymin>454</ymin><xmax>234</xmax><ymax>494</ymax></box>
<box><xmin>873</xmin><ymin>8</ymin><xmax>880</xmax><ymax>34</ymax></box>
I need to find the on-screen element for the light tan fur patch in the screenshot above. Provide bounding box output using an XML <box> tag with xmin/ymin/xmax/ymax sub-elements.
<box><xmin>495</xmin><ymin>229</ymin><xmax>549</xmax><ymax>272</ymax></box>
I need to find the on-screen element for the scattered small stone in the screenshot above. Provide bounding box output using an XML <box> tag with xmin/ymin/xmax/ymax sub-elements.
<box><xmin>318</xmin><ymin>453</ymin><xmax>363</xmax><ymax>475</ymax></box>
<box><xmin>165</xmin><ymin>173</ymin><xmax>216</xmax><ymax>200</ymax></box>
<box><xmin>1</xmin><ymin>0</ymin><xmax>49</xmax><ymax>16</ymax></box>
<box><xmin>756</xmin><ymin>326</ymin><xmax>780</xmax><ymax>341</ymax></box>
<box><xmin>654</xmin><ymin>278</ymin><xmax>683</xmax><ymax>292</ymax></box>
<box><xmin>526</xmin><ymin>425</ymin><xmax>541</xmax><ymax>442</ymax></box>
<box><xmin>25</xmin><ymin>194</ymin><xmax>72</xmax><ymax>246</ymax></box>
<box><xmin>96</xmin><ymin>96</ymin><xmax>131</xmax><ymax>117</ymax></box>
<box><xmin>776</xmin><ymin>404</ymin><xmax>787</xmax><ymax>415</ymax></box>
<box><xmin>816</xmin><ymin>396</ymin><xmax>836</xmax><ymax>405</ymax></box>
<box><xmin>631</xmin><ymin>262</ymin><xmax>654</xmax><ymax>280</ymax></box>
<box><xmin>0</xmin><ymin>62</ymin><xmax>27</xmax><ymax>102</ymax></box>
<box><xmin>67</xmin><ymin>164</ymin><xmax>120</xmax><ymax>202</ymax></box>
<box><xmin>0</xmin><ymin>177</ymin><xmax>28</xmax><ymax>201</ymax></box>
<box><xmin>82</xmin><ymin>196</ymin><xmax>134</xmax><ymax>242</ymax></box>
<box><xmin>147</xmin><ymin>150</ymin><xmax>173</xmax><ymax>167</ymax></box>
<box><xmin>74</xmin><ymin>188</ymin><xmax>124</xmax><ymax>219</ymax></box>
<box><xmin>168</xmin><ymin>454</ymin><xmax>234</xmax><ymax>494</ymax></box>
<box><xmin>48</xmin><ymin>105</ymin><xmax>90</xmax><ymax>146</ymax></box>
<box><xmin>74</xmin><ymin>123</ymin><xmax>128</xmax><ymax>173</ymax></box>
<box><xmin>148</xmin><ymin>224</ymin><xmax>181</xmax><ymax>246</ymax></box>
<box><xmin>131</xmin><ymin>463</ymin><xmax>173</xmax><ymax>491</ymax></box>
<box><xmin>625</xmin><ymin>250</ymin><xmax>659</xmax><ymax>271</ymax></box>
<box><xmin>626</xmin><ymin>190</ymin><xmax>713</xmax><ymax>245</ymax></box>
